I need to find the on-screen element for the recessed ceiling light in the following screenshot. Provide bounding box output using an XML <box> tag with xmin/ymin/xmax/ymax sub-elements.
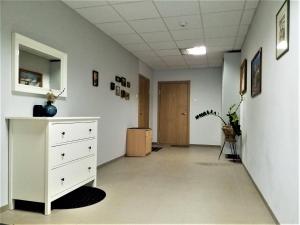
<box><xmin>180</xmin><ymin>46</ymin><xmax>207</xmax><ymax>56</ymax></box>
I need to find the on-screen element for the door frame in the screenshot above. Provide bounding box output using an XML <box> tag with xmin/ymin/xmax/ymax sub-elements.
<box><xmin>138</xmin><ymin>74</ymin><xmax>150</xmax><ymax>128</ymax></box>
<box><xmin>157</xmin><ymin>80</ymin><xmax>190</xmax><ymax>145</ymax></box>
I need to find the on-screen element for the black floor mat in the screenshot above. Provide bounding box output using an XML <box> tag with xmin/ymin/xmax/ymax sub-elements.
<box><xmin>14</xmin><ymin>186</ymin><xmax>106</xmax><ymax>213</ymax></box>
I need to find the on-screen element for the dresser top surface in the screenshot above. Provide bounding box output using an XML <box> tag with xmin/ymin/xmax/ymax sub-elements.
<box><xmin>6</xmin><ymin>117</ymin><xmax>100</xmax><ymax>121</ymax></box>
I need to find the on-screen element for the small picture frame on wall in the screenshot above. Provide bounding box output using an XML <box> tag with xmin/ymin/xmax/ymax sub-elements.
<box><xmin>251</xmin><ymin>48</ymin><xmax>262</xmax><ymax>97</ymax></box>
<box><xmin>110</xmin><ymin>82</ymin><xmax>115</xmax><ymax>90</ymax></box>
<box><xmin>116</xmin><ymin>86</ymin><xmax>120</xmax><ymax>96</ymax></box>
<box><xmin>125</xmin><ymin>92</ymin><xmax>130</xmax><ymax>100</ymax></box>
<box><xmin>126</xmin><ymin>81</ymin><xmax>131</xmax><ymax>88</ymax></box>
<box><xmin>92</xmin><ymin>70</ymin><xmax>99</xmax><ymax>87</ymax></box>
<box><xmin>276</xmin><ymin>0</ymin><xmax>289</xmax><ymax>60</ymax></box>
<box><xmin>121</xmin><ymin>90</ymin><xmax>126</xmax><ymax>98</ymax></box>
<box><xmin>121</xmin><ymin>77</ymin><xmax>126</xmax><ymax>87</ymax></box>
<box><xmin>115</xmin><ymin>76</ymin><xmax>121</xmax><ymax>82</ymax></box>
<box><xmin>240</xmin><ymin>59</ymin><xmax>247</xmax><ymax>95</ymax></box>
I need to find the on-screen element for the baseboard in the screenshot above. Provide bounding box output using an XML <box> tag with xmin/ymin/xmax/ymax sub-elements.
<box><xmin>190</xmin><ymin>144</ymin><xmax>221</xmax><ymax>148</ymax></box>
<box><xmin>97</xmin><ymin>154</ymin><xmax>125</xmax><ymax>168</ymax></box>
<box><xmin>242</xmin><ymin>164</ymin><xmax>280</xmax><ymax>225</ymax></box>
<box><xmin>0</xmin><ymin>204</ymin><xmax>9</xmax><ymax>213</ymax></box>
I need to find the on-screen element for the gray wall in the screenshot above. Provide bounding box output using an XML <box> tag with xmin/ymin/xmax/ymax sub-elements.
<box><xmin>152</xmin><ymin>68</ymin><xmax>223</xmax><ymax>145</ymax></box>
<box><xmin>241</xmin><ymin>0</ymin><xmax>299</xmax><ymax>223</ymax></box>
<box><xmin>0</xmin><ymin>0</ymin><xmax>146</xmax><ymax>207</ymax></box>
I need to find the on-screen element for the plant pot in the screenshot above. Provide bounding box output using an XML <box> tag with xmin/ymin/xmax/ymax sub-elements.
<box><xmin>222</xmin><ymin>125</ymin><xmax>236</xmax><ymax>142</ymax></box>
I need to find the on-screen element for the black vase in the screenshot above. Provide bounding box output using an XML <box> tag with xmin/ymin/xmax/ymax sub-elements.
<box><xmin>44</xmin><ymin>101</ymin><xmax>57</xmax><ymax>117</ymax></box>
<box><xmin>33</xmin><ymin>105</ymin><xmax>45</xmax><ymax>117</ymax></box>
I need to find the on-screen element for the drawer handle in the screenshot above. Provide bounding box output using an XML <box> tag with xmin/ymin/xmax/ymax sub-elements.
<box><xmin>88</xmin><ymin>167</ymin><xmax>92</xmax><ymax>170</ymax></box>
<box><xmin>89</xmin><ymin>129</ymin><xmax>92</xmax><ymax>132</ymax></box>
<box><xmin>88</xmin><ymin>146</ymin><xmax>92</xmax><ymax>150</ymax></box>
<box><xmin>62</xmin><ymin>131</ymin><xmax>66</xmax><ymax>136</ymax></box>
<box><xmin>61</xmin><ymin>153</ymin><xmax>65</xmax><ymax>157</ymax></box>
<box><xmin>61</xmin><ymin>178</ymin><xmax>65</xmax><ymax>184</ymax></box>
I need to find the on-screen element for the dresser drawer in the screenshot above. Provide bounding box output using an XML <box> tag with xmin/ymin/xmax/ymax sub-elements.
<box><xmin>49</xmin><ymin>122</ymin><xmax>97</xmax><ymax>146</ymax></box>
<box><xmin>49</xmin><ymin>156</ymin><xmax>96</xmax><ymax>197</ymax></box>
<box><xmin>50</xmin><ymin>139</ymin><xmax>96</xmax><ymax>168</ymax></box>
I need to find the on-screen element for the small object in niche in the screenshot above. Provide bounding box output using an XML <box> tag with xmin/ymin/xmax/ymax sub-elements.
<box><xmin>125</xmin><ymin>92</ymin><xmax>130</xmax><ymax>100</ymax></box>
<box><xmin>92</xmin><ymin>70</ymin><xmax>99</xmax><ymax>87</ymax></box>
<box><xmin>276</xmin><ymin>0</ymin><xmax>289</xmax><ymax>59</ymax></box>
<box><xmin>116</xmin><ymin>86</ymin><xmax>120</xmax><ymax>96</ymax></box>
<box><xmin>126</xmin><ymin>81</ymin><xmax>131</xmax><ymax>88</ymax></box>
<box><xmin>44</xmin><ymin>88</ymin><xmax>65</xmax><ymax>117</ymax></box>
<box><xmin>251</xmin><ymin>48</ymin><xmax>262</xmax><ymax>97</ymax></box>
<box><xmin>121</xmin><ymin>77</ymin><xmax>126</xmax><ymax>87</ymax></box>
<box><xmin>33</xmin><ymin>105</ymin><xmax>45</xmax><ymax>117</ymax></box>
<box><xmin>19</xmin><ymin>68</ymin><xmax>43</xmax><ymax>87</ymax></box>
<box><xmin>110</xmin><ymin>82</ymin><xmax>115</xmax><ymax>90</ymax></box>
<box><xmin>115</xmin><ymin>76</ymin><xmax>121</xmax><ymax>82</ymax></box>
<box><xmin>121</xmin><ymin>90</ymin><xmax>125</xmax><ymax>98</ymax></box>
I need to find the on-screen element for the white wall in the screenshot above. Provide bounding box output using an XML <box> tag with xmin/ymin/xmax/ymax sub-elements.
<box><xmin>241</xmin><ymin>1</ymin><xmax>299</xmax><ymax>223</ymax></box>
<box><xmin>152</xmin><ymin>68</ymin><xmax>222</xmax><ymax>145</ymax></box>
<box><xmin>0</xmin><ymin>0</ymin><xmax>140</xmax><ymax>207</ymax></box>
<box><xmin>138</xmin><ymin>60</ymin><xmax>153</xmax><ymax>130</ymax></box>
<box><xmin>222</xmin><ymin>52</ymin><xmax>241</xmax><ymax>154</ymax></box>
<box><xmin>0</xmin><ymin>0</ymin><xmax>3</xmax><ymax>208</ymax></box>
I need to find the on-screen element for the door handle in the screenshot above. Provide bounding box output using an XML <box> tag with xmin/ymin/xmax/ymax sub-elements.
<box><xmin>181</xmin><ymin>112</ymin><xmax>187</xmax><ymax>116</ymax></box>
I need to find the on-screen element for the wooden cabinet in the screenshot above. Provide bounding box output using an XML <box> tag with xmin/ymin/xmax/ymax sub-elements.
<box><xmin>8</xmin><ymin>117</ymin><xmax>100</xmax><ymax>215</ymax></box>
<box><xmin>126</xmin><ymin>128</ymin><xmax>152</xmax><ymax>157</ymax></box>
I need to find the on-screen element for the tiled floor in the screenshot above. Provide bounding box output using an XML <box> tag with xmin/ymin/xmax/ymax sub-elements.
<box><xmin>0</xmin><ymin>146</ymin><xmax>275</xmax><ymax>224</ymax></box>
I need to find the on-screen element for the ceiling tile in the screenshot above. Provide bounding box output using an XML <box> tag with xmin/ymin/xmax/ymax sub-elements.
<box><xmin>163</xmin><ymin>15</ymin><xmax>202</xmax><ymax>31</ymax></box>
<box><xmin>237</xmin><ymin>24</ymin><xmax>249</xmax><ymax>37</ymax></box>
<box><xmin>155</xmin><ymin>49</ymin><xmax>181</xmax><ymax>56</ymax></box>
<box><xmin>184</xmin><ymin>55</ymin><xmax>208</xmax><ymax>65</ymax></box>
<box><xmin>162</xmin><ymin>55</ymin><xmax>186</xmax><ymax>66</ymax></box>
<box><xmin>245</xmin><ymin>0</ymin><xmax>259</xmax><ymax>9</ymax></box>
<box><xmin>176</xmin><ymin>39</ymin><xmax>204</xmax><ymax>48</ymax></box>
<box><xmin>108</xmin><ymin>0</ymin><xmax>143</xmax><ymax>4</ymax></box>
<box><xmin>241</xmin><ymin>9</ymin><xmax>256</xmax><ymax>25</ymax></box>
<box><xmin>129</xmin><ymin>18</ymin><xmax>167</xmax><ymax>33</ymax></box>
<box><xmin>140</xmin><ymin>32</ymin><xmax>173</xmax><ymax>42</ymax></box>
<box><xmin>170</xmin><ymin>29</ymin><xmax>203</xmax><ymax>41</ymax></box>
<box><xmin>124</xmin><ymin>43</ymin><xmax>151</xmax><ymax>52</ymax></box>
<box><xmin>206</xmin><ymin>37</ymin><xmax>235</xmax><ymax>49</ymax></box>
<box><xmin>154</xmin><ymin>0</ymin><xmax>199</xmax><ymax>17</ymax></box>
<box><xmin>204</xmin><ymin>25</ymin><xmax>238</xmax><ymax>39</ymax></box>
<box><xmin>113</xmin><ymin>1</ymin><xmax>160</xmax><ymax>20</ymax></box>
<box><xmin>112</xmin><ymin>33</ymin><xmax>144</xmax><ymax>44</ymax></box>
<box><xmin>148</xmin><ymin>41</ymin><xmax>177</xmax><ymax>50</ymax></box>
<box><xmin>76</xmin><ymin>5</ymin><xmax>122</xmax><ymax>23</ymax></box>
<box><xmin>200</xmin><ymin>0</ymin><xmax>245</xmax><ymax>13</ymax></box>
<box><xmin>96</xmin><ymin>22</ymin><xmax>135</xmax><ymax>35</ymax></box>
<box><xmin>207</xmin><ymin>46</ymin><xmax>230</xmax><ymax>53</ymax></box>
<box><xmin>207</xmin><ymin>52</ymin><xmax>224</xmax><ymax>63</ymax></box>
<box><xmin>202</xmin><ymin>11</ymin><xmax>242</xmax><ymax>27</ymax></box>
<box><xmin>63</xmin><ymin>0</ymin><xmax>108</xmax><ymax>9</ymax></box>
<box><xmin>234</xmin><ymin>37</ymin><xmax>245</xmax><ymax>49</ymax></box>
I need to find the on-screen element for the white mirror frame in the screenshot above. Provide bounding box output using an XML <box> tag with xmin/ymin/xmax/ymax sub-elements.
<box><xmin>12</xmin><ymin>33</ymin><xmax>68</xmax><ymax>97</ymax></box>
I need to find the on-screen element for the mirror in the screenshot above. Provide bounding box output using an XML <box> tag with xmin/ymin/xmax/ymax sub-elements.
<box><xmin>12</xmin><ymin>33</ymin><xmax>67</xmax><ymax>97</ymax></box>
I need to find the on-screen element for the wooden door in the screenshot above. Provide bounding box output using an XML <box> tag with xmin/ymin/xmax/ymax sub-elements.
<box><xmin>138</xmin><ymin>75</ymin><xmax>150</xmax><ymax>128</ymax></box>
<box><xmin>158</xmin><ymin>81</ymin><xmax>190</xmax><ymax>145</ymax></box>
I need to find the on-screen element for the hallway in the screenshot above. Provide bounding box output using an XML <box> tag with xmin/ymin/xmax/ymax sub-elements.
<box><xmin>0</xmin><ymin>146</ymin><xmax>275</xmax><ymax>224</ymax></box>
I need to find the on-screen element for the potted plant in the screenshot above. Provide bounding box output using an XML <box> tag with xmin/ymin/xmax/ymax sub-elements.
<box><xmin>195</xmin><ymin>95</ymin><xmax>244</xmax><ymax>141</ymax></box>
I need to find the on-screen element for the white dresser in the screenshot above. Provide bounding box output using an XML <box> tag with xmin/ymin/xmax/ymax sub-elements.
<box><xmin>8</xmin><ymin>117</ymin><xmax>100</xmax><ymax>215</ymax></box>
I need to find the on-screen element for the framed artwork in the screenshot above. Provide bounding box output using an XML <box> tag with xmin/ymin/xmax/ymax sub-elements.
<box><xmin>125</xmin><ymin>92</ymin><xmax>130</xmax><ymax>100</ymax></box>
<box><xmin>121</xmin><ymin>90</ymin><xmax>125</xmax><ymax>98</ymax></box>
<box><xmin>92</xmin><ymin>70</ymin><xmax>99</xmax><ymax>87</ymax></box>
<box><xmin>251</xmin><ymin>48</ymin><xmax>262</xmax><ymax>97</ymax></box>
<box><xmin>121</xmin><ymin>77</ymin><xmax>126</xmax><ymax>87</ymax></box>
<box><xmin>126</xmin><ymin>81</ymin><xmax>131</xmax><ymax>88</ymax></box>
<box><xmin>240</xmin><ymin>59</ymin><xmax>247</xmax><ymax>95</ymax></box>
<box><xmin>110</xmin><ymin>82</ymin><xmax>115</xmax><ymax>90</ymax></box>
<box><xmin>19</xmin><ymin>68</ymin><xmax>43</xmax><ymax>87</ymax></box>
<box><xmin>276</xmin><ymin>0</ymin><xmax>289</xmax><ymax>59</ymax></box>
<box><xmin>116</xmin><ymin>86</ymin><xmax>120</xmax><ymax>96</ymax></box>
<box><xmin>115</xmin><ymin>76</ymin><xmax>121</xmax><ymax>82</ymax></box>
